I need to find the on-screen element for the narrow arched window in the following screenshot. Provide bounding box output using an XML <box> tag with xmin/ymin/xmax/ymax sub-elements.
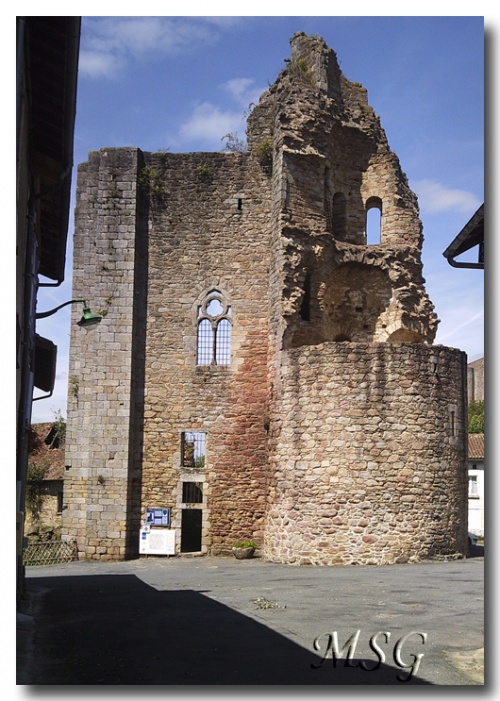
<box><xmin>365</xmin><ymin>196</ymin><xmax>382</xmax><ymax>245</ymax></box>
<box><xmin>196</xmin><ymin>290</ymin><xmax>232</xmax><ymax>366</ymax></box>
<box><xmin>197</xmin><ymin>319</ymin><xmax>213</xmax><ymax>365</ymax></box>
<box><xmin>215</xmin><ymin>318</ymin><xmax>231</xmax><ymax>365</ymax></box>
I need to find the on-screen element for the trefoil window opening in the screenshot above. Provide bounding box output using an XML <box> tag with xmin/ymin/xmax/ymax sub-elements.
<box><xmin>197</xmin><ymin>290</ymin><xmax>232</xmax><ymax>366</ymax></box>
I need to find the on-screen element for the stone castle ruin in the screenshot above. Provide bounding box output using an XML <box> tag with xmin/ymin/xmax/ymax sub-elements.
<box><xmin>63</xmin><ymin>33</ymin><xmax>468</xmax><ymax>565</ymax></box>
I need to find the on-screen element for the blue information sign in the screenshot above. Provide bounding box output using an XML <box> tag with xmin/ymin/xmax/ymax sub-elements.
<box><xmin>146</xmin><ymin>507</ymin><xmax>171</xmax><ymax>527</ymax></box>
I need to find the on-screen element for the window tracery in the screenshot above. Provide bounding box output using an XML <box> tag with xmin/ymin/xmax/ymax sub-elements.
<box><xmin>196</xmin><ymin>290</ymin><xmax>232</xmax><ymax>366</ymax></box>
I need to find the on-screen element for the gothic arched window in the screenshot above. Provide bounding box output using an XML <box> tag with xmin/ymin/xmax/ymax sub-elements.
<box><xmin>196</xmin><ymin>290</ymin><xmax>232</xmax><ymax>366</ymax></box>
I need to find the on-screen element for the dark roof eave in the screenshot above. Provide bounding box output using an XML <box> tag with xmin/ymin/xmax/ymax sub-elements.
<box><xmin>28</xmin><ymin>17</ymin><xmax>81</xmax><ymax>283</ymax></box>
<box><xmin>443</xmin><ymin>204</ymin><xmax>484</xmax><ymax>270</ymax></box>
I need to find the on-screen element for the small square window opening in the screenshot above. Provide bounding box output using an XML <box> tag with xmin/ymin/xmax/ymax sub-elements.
<box><xmin>182</xmin><ymin>482</ymin><xmax>203</xmax><ymax>503</ymax></box>
<box><xmin>182</xmin><ymin>432</ymin><xmax>206</xmax><ymax>469</ymax></box>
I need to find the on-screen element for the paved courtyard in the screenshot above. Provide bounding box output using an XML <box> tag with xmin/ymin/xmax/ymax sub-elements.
<box><xmin>18</xmin><ymin>550</ymin><xmax>484</xmax><ymax>686</ymax></box>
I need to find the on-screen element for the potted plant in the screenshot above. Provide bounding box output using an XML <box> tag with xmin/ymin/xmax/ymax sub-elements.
<box><xmin>232</xmin><ymin>540</ymin><xmax>257</xmax><ymax>559</ymax></box>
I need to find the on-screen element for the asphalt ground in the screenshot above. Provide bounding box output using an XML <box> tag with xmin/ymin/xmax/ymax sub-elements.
<box><xmin>17</xmin><ymin>547</ymin><xmax>484</xmax><ymax>687</ymax></box>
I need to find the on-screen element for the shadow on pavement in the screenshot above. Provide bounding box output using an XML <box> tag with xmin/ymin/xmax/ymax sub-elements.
<box><xmin>22</xmin><ymin>574</ymin><xmax>433</xmax><ymax>686</ymax></box>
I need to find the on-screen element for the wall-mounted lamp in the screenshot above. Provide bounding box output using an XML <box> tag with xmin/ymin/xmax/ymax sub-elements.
<box><xmin>77</xmin><ymin>304</ymin><xmax>102</xmax><ymax>328</ymax></box>
<box><xmin>36</xmin><ymin>299</ymin><xmax>102</xmax><ymax>327</ymax></box>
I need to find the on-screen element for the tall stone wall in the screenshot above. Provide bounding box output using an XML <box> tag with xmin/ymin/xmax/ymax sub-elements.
<box><xmin>63</xmin><ymin>148</ymin><xmax>147</xmax><ymax>559</ymax></box>
<box><xmin>264</xmin><ymin>343</ymin><xmax>468</xmax><ymax>565</ymax></box>
<box><xmin>64</xmin><ymin>147</ymin><xmax>274</xmax><ymax>558</ymax></box>
<box><xmin>140</xmin><ymin>150</ymin><xmax>272</xmax><ymax>554</ymax></box>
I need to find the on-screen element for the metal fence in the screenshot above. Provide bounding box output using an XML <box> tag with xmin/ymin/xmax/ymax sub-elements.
<box><xmin>23</xmin><ymin>540</ymin><xmax>78</xmax><ymax>566</ymax></box>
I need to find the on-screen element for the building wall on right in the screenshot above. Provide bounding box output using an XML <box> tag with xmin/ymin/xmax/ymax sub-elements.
<box><xmin>468</xmin><ymin>464</ymin><xmax>484</xmax><ymax>536</ymax></box>
<box><xmin>468</xmin><ymin>433</ymin><xmax>484</xmax><ymax>537</ymax></box>
<box><xmin>468</xmin><ymin>357</ymin><xmax>484</xmax><ymax>402</ymax></box>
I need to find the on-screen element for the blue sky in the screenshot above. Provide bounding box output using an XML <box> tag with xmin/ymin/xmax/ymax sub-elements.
<box><xmin>31</xmin><ymin>13</ymin><xmax>485</xmax><ymax>422</ymax></box>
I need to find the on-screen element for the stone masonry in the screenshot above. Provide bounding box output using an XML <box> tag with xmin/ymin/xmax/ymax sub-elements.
<box><xmin>63</xmin><ymin>34</ymin><xmax>468</xmax><ymax>564</ymax></box>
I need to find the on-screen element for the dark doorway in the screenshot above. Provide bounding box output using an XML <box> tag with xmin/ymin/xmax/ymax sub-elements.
<box><xmin>181</xmin><ymin>509</ymin><xmax>202</xmax><ymax>552</ymax></box>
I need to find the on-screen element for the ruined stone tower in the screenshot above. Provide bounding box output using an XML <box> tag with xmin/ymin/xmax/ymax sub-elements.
<box><xmin>63</xmin><ymin>34</ymin><xmax>468</xmax><ymax>564</ymax></box>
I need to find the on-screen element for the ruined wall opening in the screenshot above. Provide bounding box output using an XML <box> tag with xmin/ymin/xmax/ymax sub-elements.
<box><xmin>299</xmin><ymin>272</ymin><xmax>312</xmax><ymax>321</ymax></box>
<box><xmin>365</xmin><ymin>196</ymin><xmax>382</xmax><ymax>245</ymax></box>
<box><xmin>332</xmin><ymin>192</ymin><xmax>347</xmax><ymax>241</ymax></box>
<box><xmin>332</xmin><ymin>333</ymin><xmax>351</xmax><ymax>341</ymax></box>
<box><xmin>386</xmin><ymin>328</ymin><xmax>424</xmax><ymax>343</ymax></box>
<box><xmin>321</xmin><ymin>262</ymin><xmax>392</xmax><ymax>342</ymax></box>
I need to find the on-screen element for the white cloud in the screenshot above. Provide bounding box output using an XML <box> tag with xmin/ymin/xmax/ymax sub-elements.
<box><xmin>429</xmin><ymin>272</ymin><xmax>484</xmax><ymax>358</ymax></box>
<box><xmin>179</xmin><ymin>102</ymin><xmax>244</xmax><ymax>147</ymax></box>
<box><xmin>176</xmin><ymin>77</ymin><xmax>266</xmax><ymax>150</ymax></box>
<box><xmin>436</xmin><ymin>309</ymin><xmax>484</xmax><ymax>344</ymax></box>
<box><xmin>413</xmin><ymin>179</ymin><xmax>481</xmax><ymax>214</ymax></box>
<box><xmin>221</xmin><ymin>78</ymin><xmax>263</xmax><ymax>108</ymax></box>
<box><xmin>197</xmin><ymin>17</ymin><xmax>246</xmax><ymax>28</ymax></box>
<box><xmin>434</xmin><ymin>312</ymin><xmax>484</xmax><ymax>359</ymax></box>
<box><xmin>79</xmin><ymin>50</ymin><xmax>124</xmax><ymax>79</ymax></box>
<box><xmin>80</xmin><ymin>17</ymin><xmax>218</xmax><ymax>79</ymax></box>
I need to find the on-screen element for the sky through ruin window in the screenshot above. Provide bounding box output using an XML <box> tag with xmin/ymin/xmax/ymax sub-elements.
<box><xmin>366</xmin><ymin>196</ymin><xmax>382</xmax><ymax>245</ymax></box>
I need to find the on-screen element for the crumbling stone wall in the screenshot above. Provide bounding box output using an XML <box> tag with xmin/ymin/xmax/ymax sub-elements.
<box><xmin>249</xmin><ymin>32</ymin><xmax>437</xmax><ymax>355</ymax></box>
<box><xmin>64</xmin><ymin>32</ymin><xmax>467</xmax><ymax>563</ymax></box>
<box><xmin>252</xmin><ymin>32</ymin><xmax>465</xmax><ymax>564</ymax></box>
